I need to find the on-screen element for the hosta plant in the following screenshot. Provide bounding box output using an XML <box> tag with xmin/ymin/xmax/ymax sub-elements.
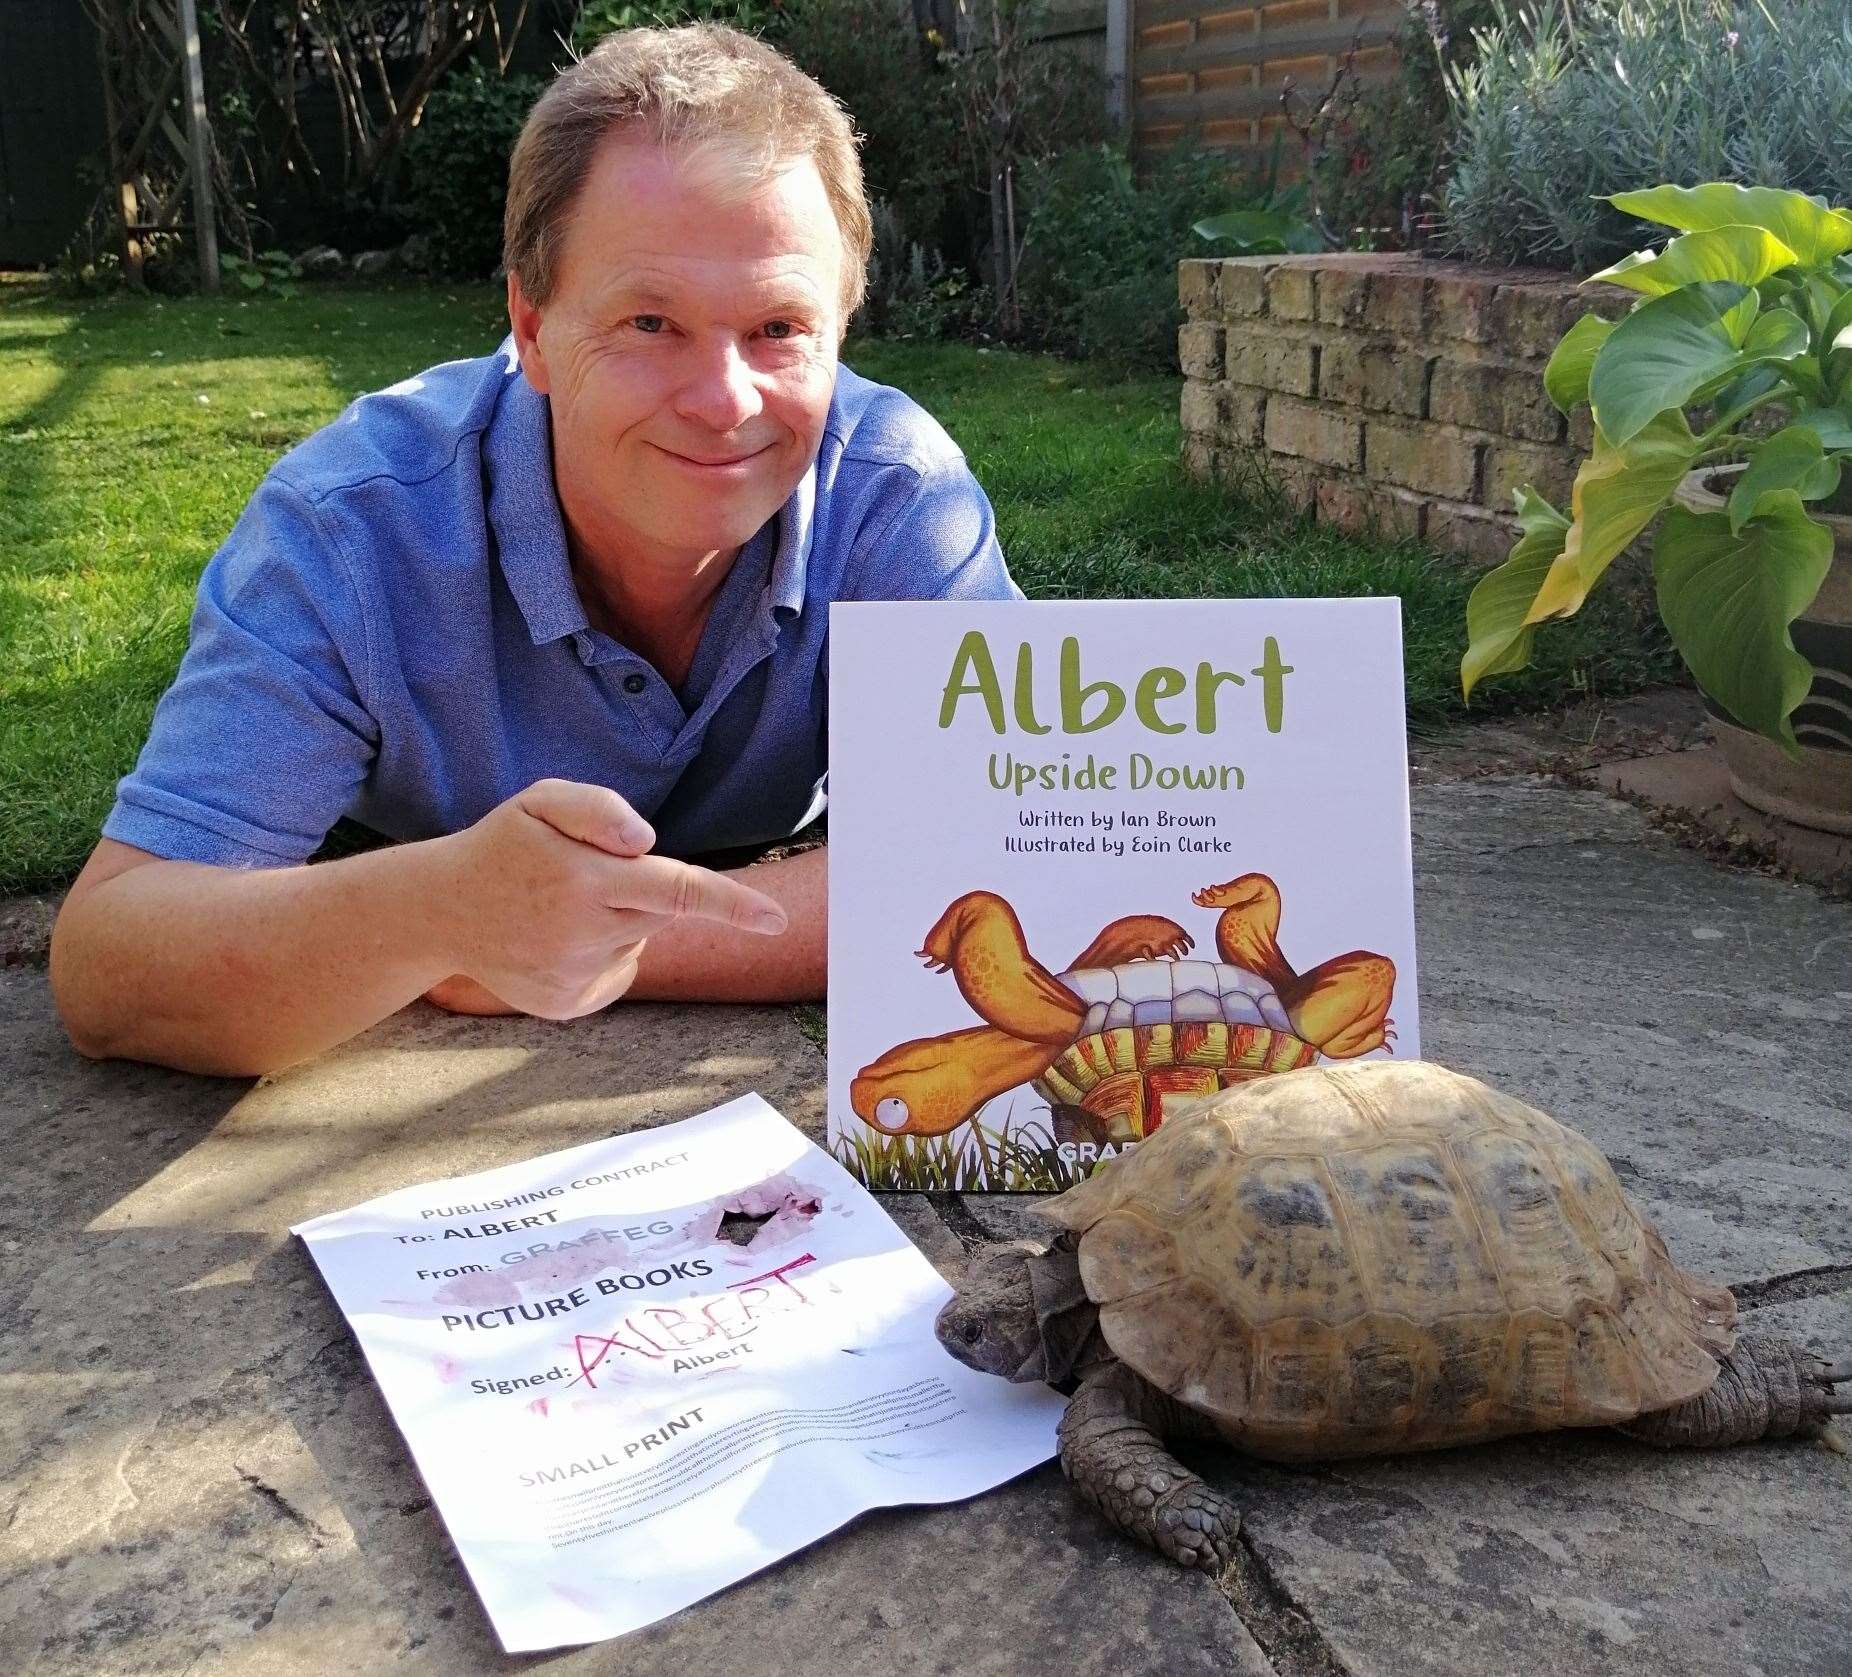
<box><xmin>1461</xmin><ymin>183</ymin><xmax>1852</xmax><ymax>752</ymax></box>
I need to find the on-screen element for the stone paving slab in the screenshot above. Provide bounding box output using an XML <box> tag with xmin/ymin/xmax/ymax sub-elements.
<box><xmin>2</xmin><ymin>772</ymin><xmax>1848</xmax><ymax>1676</ymax></box>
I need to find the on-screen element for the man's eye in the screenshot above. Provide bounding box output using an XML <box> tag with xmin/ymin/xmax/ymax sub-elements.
<box><xmin>764</xmin><ymin>320</ymin><xmax>797</xmax><ymax>340</ymax></box>
<box><xmin>633</xmin><ymin>315</ymin><xmax>665</xmax><ymax>334</ymax></box>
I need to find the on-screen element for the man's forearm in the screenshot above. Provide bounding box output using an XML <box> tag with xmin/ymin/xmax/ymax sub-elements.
<box><xmin>50</xmin><ymin>840</ymin><xmax>461</xmax><ymax>1078</ymax></box>
<box><xmin>623</xmin><ymin>842</ymin><xmax>826</xmax><ymax>1003</ymax></box>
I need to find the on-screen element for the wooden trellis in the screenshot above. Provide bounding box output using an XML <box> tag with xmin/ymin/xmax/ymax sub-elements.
<box><xmin>85</xmin><ymin>0</ymin><xmax>226</xmax><ymax>290</ymax></box>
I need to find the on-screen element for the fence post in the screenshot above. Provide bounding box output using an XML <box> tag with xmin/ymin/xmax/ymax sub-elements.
<box><xmin>1105</xmin><ymin>0</ymin><xmax>1132</xmax><ymax>132</ymax></box>
<box><xmin>176</xmin><ymin>0</ymin><xmax>218</xmax><ymax>293</ymax></box>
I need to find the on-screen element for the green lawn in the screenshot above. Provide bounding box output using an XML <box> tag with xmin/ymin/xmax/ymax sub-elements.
<box><xmin>0</xmin><ymin>273</ymin><xmax>1674</xmax><ymax>894</ymax></box>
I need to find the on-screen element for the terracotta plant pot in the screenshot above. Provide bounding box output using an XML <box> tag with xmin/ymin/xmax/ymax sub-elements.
<box><xmin>1672</xmin><ymin>468</ymin><xmax>1852</xmax><ymax>834</ymax></box>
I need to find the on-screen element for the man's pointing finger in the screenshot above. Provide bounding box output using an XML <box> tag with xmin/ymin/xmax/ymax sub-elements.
<box><xmin>602</xmin><ymin>855</ymin><xmax>788</xmax><ymax>935</ymax></box>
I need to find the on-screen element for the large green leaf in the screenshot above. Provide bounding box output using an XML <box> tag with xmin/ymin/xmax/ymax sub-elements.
<box><xmin>1726</xmin><ymin>426</ymin><xmax>1839</xmax><ymax>531</ymax></box>
<box><xmin>1460</xmin><ymin>489</ymin><xmax>1571</xmax><ymax>698</ymax></box>
<box><xmin>1741</xmin><ymin>307</ymin><xmax>1809</xmax><ymax>360</ymax></box>
<box><xmin>1192</xmin><ymin>208</ymin><xmax>1322</xmax><ymax>254</ymax></box>
<box><xmin>1543</xmin><ymin>313</ymin><xmax>1615</xmax><ymax>412</ymax></box>
<box><xmin>1794</xmin><ymin>402</ymin><xmax>1852</xmax><ymax>449</ymax></box>
<box><xmin>1654</xmin><ymin>493</ymin><xmax>1833</xmax><ymax>751</ymax></box>
<box><xmin>1588</xmin><ymin>226</ymin><xmax>1800</xmax><ymax>297</ymax></box>
<box><xmin>1527</xmin><ymin>411</ymin><xmax>1699</xmax><ymax>622</ymax></box>
<box><xmin>1608</xmin><ymin>184</ymin><xmax>1852</xmax><ymax>267</ymax></box>
<box><xmin>1588</xmin><ymin>282</ymin><xmax>1748</xmax><ymax>445</ymax></box>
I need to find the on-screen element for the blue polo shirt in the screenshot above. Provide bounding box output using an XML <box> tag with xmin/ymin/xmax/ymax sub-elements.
<box><xmin>103</xmin><ymin>341</ymin><xmax>1022</xmax><ymax>866</ymax></box>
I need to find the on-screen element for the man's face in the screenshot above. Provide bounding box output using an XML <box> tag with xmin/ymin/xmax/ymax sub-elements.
<box><xmin>509</xmin><ymin>136</ymin><xmax>844</xmax><ymax>570</ymax></box>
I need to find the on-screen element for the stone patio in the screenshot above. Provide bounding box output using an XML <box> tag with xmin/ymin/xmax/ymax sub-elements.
<box><xmin>2</xmin><ymin>695</ymin><xmax>1848</xmax><ymax>1676</ymax></box>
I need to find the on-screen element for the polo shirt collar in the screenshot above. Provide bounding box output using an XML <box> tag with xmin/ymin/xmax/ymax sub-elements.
<box><xmin>483</xmin><ymin>341</ymin><xmax>817</xmax><ymax>647</ymax></box>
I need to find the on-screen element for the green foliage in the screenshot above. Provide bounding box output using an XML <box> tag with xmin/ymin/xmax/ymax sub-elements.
<box><xmin>859</xmin><ymin>202</ymin><xmax>990</xmax><ymax>342</ymax></box>
<box><xmin>1442</xmin><ymin>0</ymin><xmax>1852</xmax><ymax>271</ymax></box>
<box><xmin>401</xmin><ymin>68</ymin><xmax>547</xmax><ymax>278</ymax></box>
<box><xmin>777</xmin><ymin>0</ymin><xmax>964</xmax><ymax>260</ymax></box>
<box><xmin>1314</xmin><ymin>0</ymin><xmax>1500</xmax><ymax>248</ymax></box>
<box><xmin>0</xmin><ymin>274</ymin><xmax>1675</xmax><ymax>892</ymax></box>
<box><xmin>828</xmin><ymin>1119</ymin><xmax>1089</xmax><ymax>1192</ymax></box>
<box><xmin>570</xmin><ymin>0</ymin><xmax>788</xmax><ymax>53</ymax></box>
<box><xmin>1462</xmin><ymin>183</ymin><xmax>1852</xmax><ymax>753</ymax></box>
<box><xmin>1013</xmin><ymin>144</ymin><xmax>1275</xmax><ymax>371</ymax></box>
<box><xmin>218</xmin><ymin>249</ymin><xmax>298</xmax><ymax>299</ymax></box>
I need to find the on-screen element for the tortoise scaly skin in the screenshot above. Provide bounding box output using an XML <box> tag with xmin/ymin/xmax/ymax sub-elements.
<box><xmin>935</xmin><ymin>1061</ymin><xmax>1850</xmax><ymax>1569</ymax></box>
<box><xmin>849</xmin><ymin>875</ymin><xmax>1396</xmax><ymax>1144</ymax></box>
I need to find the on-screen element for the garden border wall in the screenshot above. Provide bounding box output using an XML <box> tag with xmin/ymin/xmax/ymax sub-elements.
<box><xmin>1178</xmin><ymin>253</ymin><xmax>1630</xmax><ymax>563</ymax></box>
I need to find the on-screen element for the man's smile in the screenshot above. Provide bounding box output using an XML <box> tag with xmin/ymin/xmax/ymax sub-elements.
<box><xmin>651</xmin><ymin>441</ymin><xmax>775</xmax><ymax>470</ymax></box>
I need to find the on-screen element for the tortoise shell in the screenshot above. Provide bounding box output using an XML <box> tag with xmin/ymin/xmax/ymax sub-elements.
<box><xmin>1039</xmin><ymin>960</ymin><xmax>1317</xmax><ymax>1141</ymax></box>
<box><xmin>1035</xmin><ymin>1059</ymin><xmax>1737</xmax><ymax>1461</ymax></box>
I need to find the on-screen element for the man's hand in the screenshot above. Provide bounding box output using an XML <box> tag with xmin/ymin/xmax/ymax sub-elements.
<box><xmin>424</xmin><ymin>779</ymin><xmax>788</xmax><ymax>1020</ymax></box>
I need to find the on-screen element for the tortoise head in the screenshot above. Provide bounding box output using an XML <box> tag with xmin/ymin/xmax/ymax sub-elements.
<box><xmin>935</xmin><ymin>1242</ymin><xmax>1047</xmax><ymax>1381</ymax></box>
<box><xmin>849</xmin><ymin>1036</ymin><xmax>981</xmax><ymax>1138</ymax></box>
<box><xmin>936</xmin><ymin>1237</ymin><xmax>1098</xmax><ymax>1386</ymax></box>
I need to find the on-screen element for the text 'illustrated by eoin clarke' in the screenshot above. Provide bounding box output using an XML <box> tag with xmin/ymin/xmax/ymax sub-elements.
<box><xmin>827</xmin><ymin>600</ymin><xmax>1420</xmax><ymax>1194</ymax></box>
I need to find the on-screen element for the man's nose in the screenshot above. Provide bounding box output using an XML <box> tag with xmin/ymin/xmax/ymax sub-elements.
<box><xmin>673</xmin><ymin>338</ymin><xmax>764</xmax><ymax>433</ymax></box>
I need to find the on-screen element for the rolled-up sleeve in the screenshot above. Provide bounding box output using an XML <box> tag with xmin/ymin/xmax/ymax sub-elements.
<box><xmin>103</xmin><ymin>476</ymin><xmax>379</xmax><ymax>868</ymax></box>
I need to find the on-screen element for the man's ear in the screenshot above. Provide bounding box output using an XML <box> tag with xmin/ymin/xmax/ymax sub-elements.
<box><xmin>506</xmin><ymin>269</ymin><xmax>551</xmax><ymax>395</ymax></box>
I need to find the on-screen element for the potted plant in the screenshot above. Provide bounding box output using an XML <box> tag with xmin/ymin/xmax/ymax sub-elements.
<box><xmin>1462</xmin><ymin>183</ymin><xmax>1852</xmax><ymax>832</ymax></box>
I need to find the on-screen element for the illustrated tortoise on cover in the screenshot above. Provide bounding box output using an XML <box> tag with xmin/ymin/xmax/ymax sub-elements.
<box><xmin>936</xmin><ymin>1060</ymin><xmax>1849</xmax><ymax>1567</ymax></box>
<box><xmin>850</xmin><ymin>875</ymin><xmax>1396</xmax><ymax>1145</ymax></box>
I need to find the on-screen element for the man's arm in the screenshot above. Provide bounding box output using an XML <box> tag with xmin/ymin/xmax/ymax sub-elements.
<box><xmin>626</xmin><ymin>842</ymin><xmax>824</xmax><ymax>1001</ymax></box>
<box><xmin>51</xmin><ymin>782</ymin><xmax>788</xmax><ymax>1077</ymax></box>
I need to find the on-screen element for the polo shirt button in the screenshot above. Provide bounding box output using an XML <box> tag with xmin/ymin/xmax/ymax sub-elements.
<box><xmin>622</xmin><ymin>672</ymin><xmax>647</xmax><ymax>695</ymax></box>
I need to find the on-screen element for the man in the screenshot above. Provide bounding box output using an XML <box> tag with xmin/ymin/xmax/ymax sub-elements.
<box><xmin>49</xmin><ymin>25</ymin><xmax>1020</xmax><ymax>1077</ymax></box>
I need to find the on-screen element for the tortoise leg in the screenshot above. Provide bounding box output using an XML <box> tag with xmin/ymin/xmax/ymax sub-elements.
<box><xmin>1282</xmin><ymin>950</ymin><xmax>1397</xmax><ymax>1059</ymax></box>
<box><xmin>1617</xmin><ymin>1333</ymin><xmax>1849</xmax><ymax>1447</ymax></box>
<box><xmin>1067</xmin><ymin>915</ymin><xmax>1194</xmax><ymax>969</ymax></box>
<box><xmin>918</xmin><ymin>892</ymin><xmax>1086</xmax><ymax>1045</ymax></box>
<box><xmin>1057</xmin><ymin>1361</ymin><xmax>1241</xmax><ymax>1570</ymax></box>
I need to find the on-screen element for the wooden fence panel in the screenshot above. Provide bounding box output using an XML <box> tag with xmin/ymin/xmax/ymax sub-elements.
<box><xmin>1128</xmin><ymin>0</ymin><xmax>1403</xmax><ymax>166</ymax></box>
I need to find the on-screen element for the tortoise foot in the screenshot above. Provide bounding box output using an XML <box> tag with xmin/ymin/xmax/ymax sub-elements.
<box><xmin>1151</xmin><ymin>1479</ymin><xmax>1242</xmax><ymax>1569</ymax></box>
<box><xmin>1059</xmin><ymin>1362</ymin><xmax>1242</xmax><ymax>1570</ymax></box>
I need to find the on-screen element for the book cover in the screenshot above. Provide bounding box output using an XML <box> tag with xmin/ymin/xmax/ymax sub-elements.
<box><xmin>827</xmin><ymin>599</ymin><xmax>1419</xmax><ymax>1192</ymax></box>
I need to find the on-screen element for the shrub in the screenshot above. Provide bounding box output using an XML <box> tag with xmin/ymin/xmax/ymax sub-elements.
<box><xmin>400</xmin><ymin>68</ymin><xmax>545</xmax><ymax>277</ymax></box>
<box><xmin>1441</xmin><ymin>0</ymin><xmax>1852</xmax><ymax>271</ymax></box>
<box><xmin>1312</xmin><ymin>0</ymin><xmax>1500</xmax><ymax>248</ymax></box>
<box><xmin>1011</xmin><ymin>143</ymin><xmax>1270</xmax><ymax>372</ymax></box>
<box><xmin>858</xmin><ymin>201</ymin><xmax>991</xmax><ymax>342</ymax></box>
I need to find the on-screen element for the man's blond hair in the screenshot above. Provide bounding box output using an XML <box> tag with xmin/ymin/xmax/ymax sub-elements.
<box><xmin>505</xmin><ymin>24</ymin><xmax>871</xmax><ymax>327</ymax></box>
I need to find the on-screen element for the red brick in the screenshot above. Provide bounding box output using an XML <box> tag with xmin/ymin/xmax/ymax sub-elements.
<box><xmin>1319</xmin><ymin>339</ymin><xmax>1428</xmax><ymax>416</ymax></box>
<box><xmin>1265</xmin><ymin>396</ymin><xmax>1360</xmax><ymax>469</ymax></box>
<box><xmin>1316</xmin><ymin>475</ymin><xmax>1427</xmax><ymax>540</ymax></box>
<box><xmin>1483</xmin><ymin>441</ymin><xmax>1578</xmax><ymax>511</ymax></box>
<box><xmin>1428</xmin><ymin>501</ymin><xmax>1520</xmax><ymax>565</ymax></box>
<box><xmin>1265</xmin><ymin>454</ymin><xmax>1322</xmax><ymax>511</ymax></box>
<box><xmin>1365</xmin><ymin>417</ymin><xmax>1479</xmax><ymax>500</ymax></box>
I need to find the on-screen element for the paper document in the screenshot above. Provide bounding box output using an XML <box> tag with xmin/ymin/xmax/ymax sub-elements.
<box><xmin>294</xmin><ymin>1094</ymin><xmax>1065</xmax><ymax>1652</ymax></box>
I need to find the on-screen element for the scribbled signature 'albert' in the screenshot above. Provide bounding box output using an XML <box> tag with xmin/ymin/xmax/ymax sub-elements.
<box><xmin>568</xmin><ymin>1255</ymin><xmax>820</xmax><ymax>1389</ymax></box>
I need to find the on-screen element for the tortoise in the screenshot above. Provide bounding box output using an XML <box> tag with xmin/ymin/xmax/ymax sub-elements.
<box><xmin>935</xmin><ymin>1060</ymin><xmax>1849</xmax><ymax>1568</ymax></box>
<box><xmin>849</xmin><ymin>874</ymin><xmax>1396</xmax><ymax>1147</ymax></box>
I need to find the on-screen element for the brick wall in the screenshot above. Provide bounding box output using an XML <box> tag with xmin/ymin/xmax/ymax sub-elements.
<box><xmin>1179</xmin><ymin>253</ymin><xmax>1628</xmax><ymax>564</ymax></box>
